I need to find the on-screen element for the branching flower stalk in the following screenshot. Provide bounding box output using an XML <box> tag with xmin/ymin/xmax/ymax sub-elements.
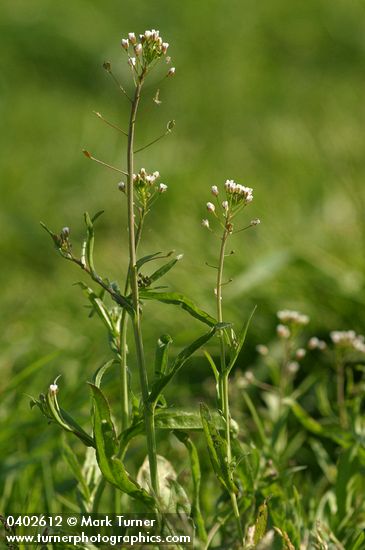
<box><xmin>204</xmin><ymin>180</ymin><xmax>259</xmax><ymax>544</ymax></box>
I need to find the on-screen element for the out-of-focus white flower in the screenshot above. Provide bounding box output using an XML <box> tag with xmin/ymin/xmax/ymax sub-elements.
<box><xmin>277</xmin><ymin>310</ymin><xmax>309</xmax><ymax>326</ymax></box>
<box><xmin>118</xmin><ymin>182</ymin><xmax>126</xmax><ymax>192</ymax></box>
<box><xmin>206</xmin><ymin>202</ymin><xmax>215</xmax><ymax>213</ymax></box>
<box><xmin>308</xmin><ymin>337</ymin><xmax>327</xmax><ymax>350</ymax></box>
<box><xmin>296</xmin><ymin>348</ymin><xmax>306</xmax><ymax>360</ymax></box>
<box><xmin>144</xmin><ymin>30</ymin><xmax>152</xmax><ymax>40</ymax></box>
<box><xmin>330</xmin><ymin>330</ymin><xmax>365</xmax><ymax>353</ymax></box>
<box><xmin>159</xmin><ymin>183</ymin><xmax>168</xmax><ymax>193</ymax></box>
<box><xmin>211</xmin><ymin>185</ymin><xmax>219</xmax><ymax>196</ymax></box>
<box><xmin>256</xmin><ymin>344</ymin><xmax>269</xmax><ymax>356</ymax></box>
<box><xmin>251</xmin><ymin>218</ymin><xmax>261</xmax><ymax>226</ymax></box>
<box><xmin>287</xmin><ymin>361</ymin><xmax>300</xmax><ymax>374</ymax></box>
<box><xmin>153</xmin><ymin>171</ymin><xmax>160</xmax><ymax>178</ymax></box>
<box><xmin>121</xmin><ymin>38</ymin><xmax>129</xmax><ymax>50</ymax></box>
<box><xmin>168</xmin><ymin>67</ymin><xmax>176</xmax><ymax>76</ymax></box>
<box><xmin>202</xmin><ymin>219</ymin><xmax>210</xmax><ymax>229</ymax></box>
<box><xmin>222</xmin><ymin>200</ymin><xmax>229</xmax><ymax>210</ymax></box>
<box><xmin>135</xmin><ymin>43</ymin><xmax>143</xmax><ymax>56</ymax></box>
<box><xmin>277</xmin><ymin>324</ymin><xmax>291</xmax><ymax>339</ymax></box>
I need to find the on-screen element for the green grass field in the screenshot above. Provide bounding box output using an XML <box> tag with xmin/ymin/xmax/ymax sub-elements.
<box><xmin>1</xmin><ymin>1</ymin><xmax>365</xmax><ymax>548</ymax></box>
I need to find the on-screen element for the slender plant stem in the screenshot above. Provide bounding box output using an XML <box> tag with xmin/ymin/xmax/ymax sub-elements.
<box><xmin>336</xmin><ymin>358</ymin><xmax>348</xmax><ymax>429</ymax></box>
<box><xmin>126</xmin><ymin>72</ymin><xmax>160</xmax><ymax>499</ymax></box>
<box><xmin>119</xmin><ymin>210</ymin><xmax>146</xmax><ymax>431</ymax></box>
<box><xmin>216</xmin><ymin>225</ymin><xmax>243</xmax><ymax>545</ymax></box>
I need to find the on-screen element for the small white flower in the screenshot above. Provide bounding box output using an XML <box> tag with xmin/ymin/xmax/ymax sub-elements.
<box><xmin>134</xmin><ymin>43</ymin><xmax>143</xmax><ymax>56</ymax></box>
<box><xmin>153</xmin><ymin>171</ymin><xmax>160</xmax><ymax>178</ymax></box>
<box><xmin>128</xmin><ymin>32</ymin><xmax>137</xmax><ymax>44</ymax></box>
<box><xmin>49</xmin><ymin>384</ymin><xmax>58</xmax><ymax>395</ymax></box>
<box><xmin>61</xmin><ymin>227</ymin><xmax>70</xmax><ymax>237</ymax></box>
<box><xmin>251</xmin><ymin>218</ymin><xmax>261</xmax><ymax>225</ymax></box>
<box><xmin>222</xmin><ymin>200</ymin><xmax>229</xmax><ymax>210</ymax></box>
<box><xmin>121</xmin><ymin>38</ymin><xmax>129</xmax><ymax>50</ymax></box>
<box><xmin>168</xmin><ymin>67</ymin><xmax>176</xmax><ymax>76</ymax></box>
<box><xmin>244</xmin><ymin>371</ymin><xmax>255</xmax><ymax>383</ymax></box>
<box><xmin>202</xmin><ymin>219</ymin><xmax>210</xmax><ymax>229</ymax></box>
<box><xmin>144</xmin><ymin>30</ymin><xmax>152</xmax><ymax>40</ymax></box>
<box><xmin>211</xmin><ymin>185</ymin><xmax>219</xmax><ymax>196</ymax></box>
<box><xmin>145</xmin><ymin>175</ymin><xmax>155</xmax><ymax>184</ymax></box>
<box><xmin>162</xmin><ymin>42</ymin><xmax>169</xmax><ymax>54</ymax></box>
<box><xmin>206</xmin><ymin>202</ymin><xmax>215</xmax><ymax>213</ymax></box>
<box><xmin>277</xmin><ymin>324</ymin><xmax>291</xmax><ymax>339</ymax></box>
<box><xmin>140</xmin><ymin>168</ymin><xmax>146</xmax><ymax>176</ymax></box>
<box><xmin>128</xmin><ymin>57</ymin><xmax>136</xmax><ymax>67</ymax></box>
<box><xmin>287</xmin><ymin>361</ymin><xmax>300</xmax><ymax>374</ymax></box>
<box><xmin>159</xmin><ymin>183</ymin><xmax>168</xmax><ymax>193</ymax></box>
<box><xmin>296</xmin><ymin>348</ymin><xmax>306</xmax><ymax>360</ymax></box>
<box><xmin>256</xmin><ymin>344</ymin><xmax>269</xmax><ymax>356</ymax></box>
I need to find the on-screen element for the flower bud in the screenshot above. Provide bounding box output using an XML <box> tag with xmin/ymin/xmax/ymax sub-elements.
<box><xmin>135</xmin><ymin>43</ymin><xmax>142</xmax><ymax>56</ymax></box>
<box><xmin>211</xmin><ymin>185</ymin><xmax>219</xmax><ymax>196</ymax></box>
<box><xmin>162</xmin><ymin>42</ymin><xmax>169</xmax><ymax>54</ymax></box>
<box><xmin>128</xmin><ymin>57</ymin><xmax>136</xmax><ymax>67</ymax></box>
<box><xmin>222</xmin><ymin>200</ymin><xmax>229</xmax><ymax>210</ymax></box>
<box><xmin>144</xmin><ymin>30</ymin><xmax>152</xmax><ymax>40</ymax></box>
<box><xmin>61</xmin><ymin>227</ymin><xmax>70</xmax><ymax>238</ymax></box>
<box><xmin>118</xmin><ymin>182</ymin><xmax>126</xmax><ymax>192</ymax></box>
<box><xmin>251</xmin><ymin>218</ymin><xmax>261</xmax><ymax>226</ymax></box>
<box><xmin>128</xmin><ymin>32</ymin><xmax>137</xmax><ymax>44</ymax></box>
<box><xmin>121</xmin><ymin>38</ymin><xmax>129</xmax><ymax>50</ymax></box>
<box><xmin>206</xmin><ymin>202</ymin><xmax>215</xmax><ymax>213</ymax></box>
<box><xmin>167</xmin><ymin>67</ymin><xmax>176</xmax><ymax>77</ymax></box>
<box><xmin>202</xmin><ymin>219</ymin><xmax>210</xmax><ymax>229</ymax></box>
<box><xmin>49</xmin><ymin>384</ymin><xmax>58</xmax><ymax>395</ymax></box>
<box><xmin>159</xmin><ymin>183</ymin><xmax>168</xmax><ymax>193</ymax></box>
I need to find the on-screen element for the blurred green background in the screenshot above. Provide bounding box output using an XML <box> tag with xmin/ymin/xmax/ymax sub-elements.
<box><xmin>1</xmin><ymin>0</ymin><xmax>365</xmax><ymax>512</ymax></box>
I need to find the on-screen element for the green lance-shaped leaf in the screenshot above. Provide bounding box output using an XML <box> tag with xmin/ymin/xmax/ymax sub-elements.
<box><xmin>154</xmin><ymin>334</ymin><xmax>173</xmax><ymax>378</ymax></box>
<box><xmin>199</xmin><ymin>403</ymin><xmax>238</xmax><ymax>494</ymax></box>
<box><xmin>75</xmin><ymin>282</ymin><xmax>119</xmax><ymax>337</ymax></box>
<box><xmin>84</xmin><ymin>211</ymin><xmax>104</xmax><ymax>274</ymax></box>
<box><xmin>32</xmin><ymin>388</ymin><xmax>95</xmax><ymax>447</ymax></box>
<box><xmin>226</xmin><ymin>306</ymin><xmax>256</xmax><ymax>374</ymax></box>
<box><xmin>93</xmin><ymin>359</ymin><xmax>117</xmax><ymax>389</ymax></box>
<box><xmin>139</xmin><ymin>290</ymin><xmax>217</xmax><ymax>327</ymax></box>
<box><xmin>174</xmin><ymin>431</ymin><xmax>207</xmax><ymax>543</ymax></box>
<box><xmin>63</xmin><ymin>441</ymin><xmax>91</xmax><ymax>503</ymax></box>
<box><xmin>149</xmin><ymin>324</ymin><xmax>228</xmax><ymax>405</ymax></box>
<box><xmin>148</xmin><ymin>255</ymin><xmax>183</xmax><ymax>284</ymax></box>
<box><xmin>89</xmin><ymin>384</ymin><xmax>155</xmax><ymax>507</ymax></box>
<box><xmin>136</xmin><ymin>251</ymin><xmax>163</xmax><ymax>270</ymax></box>
<box><xmin>40</xmin><ymin>222</ymin><xmax>62</xmax><ymax>248</ymax></box>
<box><xmin>253</xmin><ymin>500</ymin><xmax>268</xmax><ymax>545</ymax></box>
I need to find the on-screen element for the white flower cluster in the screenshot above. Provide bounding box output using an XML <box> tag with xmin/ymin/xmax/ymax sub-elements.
<box><xmin>224</xmin><ymin>179</ymin><xmax>253</xmax><ymax>204</ymax></box>
<box><xmin>118</xmin><ymin>168</ymin><xmax>167</xmax><ymax>204</ymax></box>
<box><xmin>307</xmin><ymin>336</ymin><xmax>327</xmax><ymax>351</ymax></box>
<box><xmin>330</xmin><ymin>331</ymin><xmax>365</xmax><ymax>353</ymax></box>
<box><xmin>121</xmin><ymin>30</ymin><xmax>175</xmax><ymax>74</ymax></box>
<box><xmin>277</xmin><ymin>310</ymin><xmax>309</xmax><ymax>326</ymax></box>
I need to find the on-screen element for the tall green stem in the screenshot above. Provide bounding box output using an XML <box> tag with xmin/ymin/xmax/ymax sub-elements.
<box><xmin>126</xmin><ymin>72</ymin><xmax>160</xmax><ymax>499</ymax></box>
<box><xmin>216</xmin><ymin>225</ymin><xmax>243</xmax><ymax>544</ymax></box>
<box><xmin>336</xmin><ymin>358</ymin><xmax>348</xmax><ymax>429</ymax></box>
<box><xmin>120</xmin><ymin>210</ymin><xmax>146</xmax><ymax>431</ymax></box>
